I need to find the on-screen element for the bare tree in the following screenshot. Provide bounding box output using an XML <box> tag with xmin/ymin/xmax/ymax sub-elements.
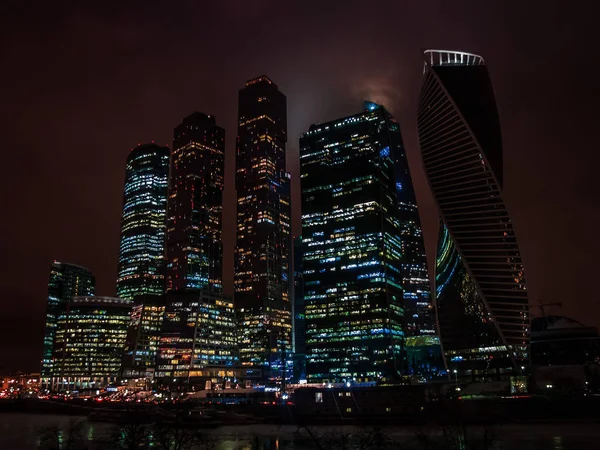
<box><xmin>294</xmin><ymin>425</ymin><xmax>325</xmax><ymax>450</ymax></box>
<box><xmin>149</xmin><ymin>421</ymin><xmax>206</xmax><ymax>450</ymax></box>
<box><xmin>107</xmin><ymin>421</ymin><xmax>150</xmax><ymax>450</ymax></box>
<box><xmin>355</xmin><ymin>427</ymin><xmax>395</xmax><ymax>450</ymax></box>
<box><xmin>38</xmin><ymin>418</ymin><xmax>86</xmax><ymax>450</ymax></box>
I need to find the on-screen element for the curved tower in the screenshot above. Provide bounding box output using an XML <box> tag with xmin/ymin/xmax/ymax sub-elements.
<box><xmin>417</xmin><ymin>50</ymin><xmax>529</xmax><ymax>380</ymax></box>
<box><xmin>117</xmin><ymin>143</ymin><xmax>170</xmax><ymax>300</ymax></box>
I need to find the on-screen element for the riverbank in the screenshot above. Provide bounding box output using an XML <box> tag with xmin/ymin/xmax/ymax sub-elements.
<box><xmin>3</xmin><ymin>396</ymin><xmax>600</xmax><ymax>428</ymax></box>
<box><xmin>2</xmin><ymin>413</ymin><xmax>600</xmax><ymax>450</ymax></box>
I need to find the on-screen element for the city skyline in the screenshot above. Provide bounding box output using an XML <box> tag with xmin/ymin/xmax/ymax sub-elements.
<box><xmin>1</xmin><ymin>2</ymin><xmax>597</xmax><ymax>372</ymax></box>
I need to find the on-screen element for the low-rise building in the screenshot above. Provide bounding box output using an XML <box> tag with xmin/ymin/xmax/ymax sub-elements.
<box><xmin>52</xmin><ymin>296</ymin><xmax>132</xmax><ymax>391</ymax></box>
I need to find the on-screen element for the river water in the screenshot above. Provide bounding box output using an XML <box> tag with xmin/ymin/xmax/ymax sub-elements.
<box><xmin>1</xmin><ymin>413</ymin><xmax>600</xmax><ymax>449</ymax></box>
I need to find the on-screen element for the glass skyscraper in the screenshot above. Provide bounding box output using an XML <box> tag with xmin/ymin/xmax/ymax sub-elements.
<box><xmin>122</xmin><ymin>294</ymin><xmax>165</xmax><ymax>378</ymax></box>
<box><xmin>417</xmin><ymin>50</ymin><xmax>530</xmax><ymax>380</ymax></box>
<box><xmin>166</xmin><ymin>113</ymin><xmax>225</xmax><ymax>293</ymax></box>
<box><xmin>235</xmin><ymin>76</ymin><xmax>292</xmax><ymax>383</ymax></box>
<box><xmin>116</xmin><ymin>143</ymin><xmax>170</xmax><ymax>301</ymax></box>
<box><xmin>299</xmin><ymin>102</ymin><xmax>438</xmax><ymax>383</ymax></box>
<box><xmin>52</xmin><ymin>296</ymin><xmax>132</xmax><ymax>391</ymax></box>
<box><xmin>292</xmin><ymin>236</ymin><xmax>306</xmax><ymax>382</ymax></box>
<box><xmin>41</xmin><ymin>261</ymin><xmax>95</xmax><ymax>387</ymax></box>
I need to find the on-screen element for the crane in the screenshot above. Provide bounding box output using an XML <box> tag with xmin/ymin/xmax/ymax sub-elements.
<box><xmin>529</xmin><ymin>299</ymin><xmax>562</xmax><ymax>329</ymax></box>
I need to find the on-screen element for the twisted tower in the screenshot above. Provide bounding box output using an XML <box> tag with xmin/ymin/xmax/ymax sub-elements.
<box><xmin>417</xmin><ymin>50</ymin><xmax>529</xmax><ymax>380</ymax></box>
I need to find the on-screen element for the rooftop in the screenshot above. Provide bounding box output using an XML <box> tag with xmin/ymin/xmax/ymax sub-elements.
<box><xmin>424</xmin><ymin>49</ymin><xmax>485</xmax><ymax>67</ymax></box>
<box><xmin>71</xmin><ymin>296</ymin><xmax>132</xmax><ymax>305</ymax></box>
<box><xmin>245</xmin><ymin>75</ymin><xmax>277</xmax><ymax>88</ymax></box>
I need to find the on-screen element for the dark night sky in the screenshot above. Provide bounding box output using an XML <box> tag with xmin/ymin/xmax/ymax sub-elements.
<box><xmin>0</xmin><ymin>1</ymin><xmax>598</xmax><ymax>372</ymax></box>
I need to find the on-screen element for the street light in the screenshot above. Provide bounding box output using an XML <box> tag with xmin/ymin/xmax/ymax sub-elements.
<box><xmin>453</xmin><ymin>369</ymin><xmax>458</xmax><ymax>391</ymax></box>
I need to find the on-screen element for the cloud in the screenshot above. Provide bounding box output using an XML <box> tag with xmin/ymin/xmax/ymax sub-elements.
<box><xmin>349</xmin><ymin>71</ymin><xmax>404</xmax><ymax>114</ymax></box>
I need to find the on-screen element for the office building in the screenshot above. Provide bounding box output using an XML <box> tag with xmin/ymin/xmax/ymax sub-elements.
<box><xmin>116</xmin><ymin>143</ymin><xmax>170</xmax><ymax>301</ymax></box>
<box><xmin>166</xmin><ymin>113</ymin><xmax>225</xmax><ymax>293</ymax></box>
<box><xmin>299</xmin><ymin>101</ymin><xmax>437</xmax><ymax>382</ymax></box>
<box><xmin>41</xmin><ymin>262</ymin><xmax>95</xmax><ymax>387</ymax></box>
<box><xmin>122</xmin><ymin>294</ymin><xmax>165</xmax><ymax>379</ymax></box>
<box><xmin>417</xmin><ymin>50</ymin><xmax>530</xmax><ymax>380</ymax></box>
<box><xmin>52</xmin><ymin>297</ymin><xmax>132</xmax><ymax>391</ymax></box>
<box><xmin>235</xmin><ymin>76</ymin><xmax>292</xmax><ymax>382</ymax></box>
<box><xmin>155</xmin><ymin>291</ymin><xmax>238</xmax><ymax>389</ymax></box>
<box><xmin>293</xmin><ymin>236</ymin><xmax>306</xmax><ymax>382</ymax></box>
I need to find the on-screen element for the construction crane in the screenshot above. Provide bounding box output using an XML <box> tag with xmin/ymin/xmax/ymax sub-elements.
<box><xmin>529</xmin><ymin>300</ymin><xmax>562</xmax><ymax>329</ymax></box>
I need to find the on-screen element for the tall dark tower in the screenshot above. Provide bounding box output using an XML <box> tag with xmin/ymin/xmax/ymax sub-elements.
<box><xmin>417</xmin><ymin>50</ymin><xmax>530</xmax><ymax>380</ymax></box>
<box><xmin>116</xmin><ymin>143</ymin><xmax>170</xmax><ymax>301</ymax></box>
<box><xmin>166</xmin><ymin>113</ymin><xmax>225</xmax><ymax>293</ymax></box>
<box><xmin>299</xmin><ymin>102</ymin><xmax>440</xmax><ymax>383</ymax></box>
<box><xmin>235</xmin><ymin>76</ymin><xmax>292</xmax><ymax>382</ymax></box>
<box><xmin>41</xmin><ymin>262</ymin><xmax>95</xmax><ymax>387</ymax></box>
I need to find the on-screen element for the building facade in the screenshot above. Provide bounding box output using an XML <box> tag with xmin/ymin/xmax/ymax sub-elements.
<box><xmin>122</xmin><ymin>294</ymin><xmax>165</xmax><ymax>379</ymax></box>
<box><xmin>417</xmin><ymin>50</ymin><xmax>530</xmax><ymax>380</ymax></box>
<box><xmin>155</xmin><ymin>291</ymin><xmax>238</xmax><ymax>389</ymax></box>
<box><xmin>235</xmin><ymin>76</ymin><xmax>292</xmax><ymax>382</ymax></box>
<box><xmin>293</xmin><ymin>236</ymin><xmax>306</xmax><ymax>382</ymax></box>
<box><xmin>299</xmin><ymin>102</ymin><xmax>437</xmax><ymax>383</ymax></box>
<box><xmin>52</xmin><ymin>297</ymin><xmax>132</xmax><ymax>391</ymax></box>
<box><xmin>116</xmin><ymin>143</ymin><xmax>170</xmax><ymax>301</ymax></box>
<box><xmin>41</xmin><ymin>262</ymin><xmax>95</xmax><ymax>387</ymax></box>
<box><xmin>166</xmin><ymin>113</ymin><xmax>225</xmax><ymax>293</ymax></box>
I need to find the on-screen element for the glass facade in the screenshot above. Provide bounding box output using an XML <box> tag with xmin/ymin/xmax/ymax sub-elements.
<box><xmin>299</xmin><ymin>102</ymin><xmax>438</xmax><ymax>383</ymax></box>
<box><xmin>166</xmin><ymin>113</ymin><xmax>225</xmax><ymax>293</ymax></box>
<box><xmin>122</xmin><ymin>294</ymin><xmax>165</xmax><ymax>378</ymax></box>
<box><xmin>41</xmin><ymin>262</ymin><xmax>95</xmax><ymax>387</ymax></box>
<box><xmin>52</xmin><ymin>296</ymin><xmax>132</xmax><ymax>391</ymax></box>
<box><xmin>293</xmin><ymin>236</ymin><xmax>306</xmax><ymax>381</ymax></box>
<box><xmin>116</xmin><ymin>143</ymin><xmax>170</xmax><ymax>301</ymax></box>
<box><xmin>235</xmin><ymin>76</ymin><xmax>292</xmax><ymax>383</ymax></box>
<box><xmin>435</xmin><ymin>222</ymin><xmax>514</xmax><ymax>375</ymax></box>
<box><xmin>418</xmin><ymin>50</ymin><xmax>530</xmax><ymax>380</ymax></box>
<box><xmin>155</xmin><ymin>291</ymin><xmax>238</xmax><ymax>388</ymax></box>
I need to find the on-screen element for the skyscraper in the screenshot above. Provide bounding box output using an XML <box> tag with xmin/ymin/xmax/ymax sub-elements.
<box><xmin>166</xmin><ymin>113</ymin><xmax>225</xmax><ymax>293</ymax></box>
<box><xmin>292</xmin><ymin>236</ymin><xmax>306</xmax><ymax>382</ymax></box>
<box><xmin>235</xmin><ymin>76</ymin><xmax>292</xmax><ymax>382</ymax></box>
<box><xmin>417</xmin><ymin>50</ymin><xmax>530</xmax><ymax>380</ymax></box>
<box><xmin>299</xmin><ymin>102</ymin><xmax>437</xmax><ymax>383</ymax></box>
<box><xmin>116</xmin><ymin>143</ymin><xmax>170</xmax><ymax>301</ymax></box>
<box><xmin>41</xmin><ymin>262</ymin><xmax>95</xmax><ymax>387</ymax></box>
<box><xmin>52</xmin><ymin>296</ymin><xmax>132</xmax><ymax>391</ymax></box>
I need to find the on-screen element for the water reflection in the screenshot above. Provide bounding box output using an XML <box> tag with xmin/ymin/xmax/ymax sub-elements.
<box><xmin>553</xmin><ymin>436</ymin><xmax>564</xmax><ymax>450</ymax></box>
<box><xmin>1</xmin><ymin>414</ymin><xmax>600</xmax><ymax>449</ymax></box>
